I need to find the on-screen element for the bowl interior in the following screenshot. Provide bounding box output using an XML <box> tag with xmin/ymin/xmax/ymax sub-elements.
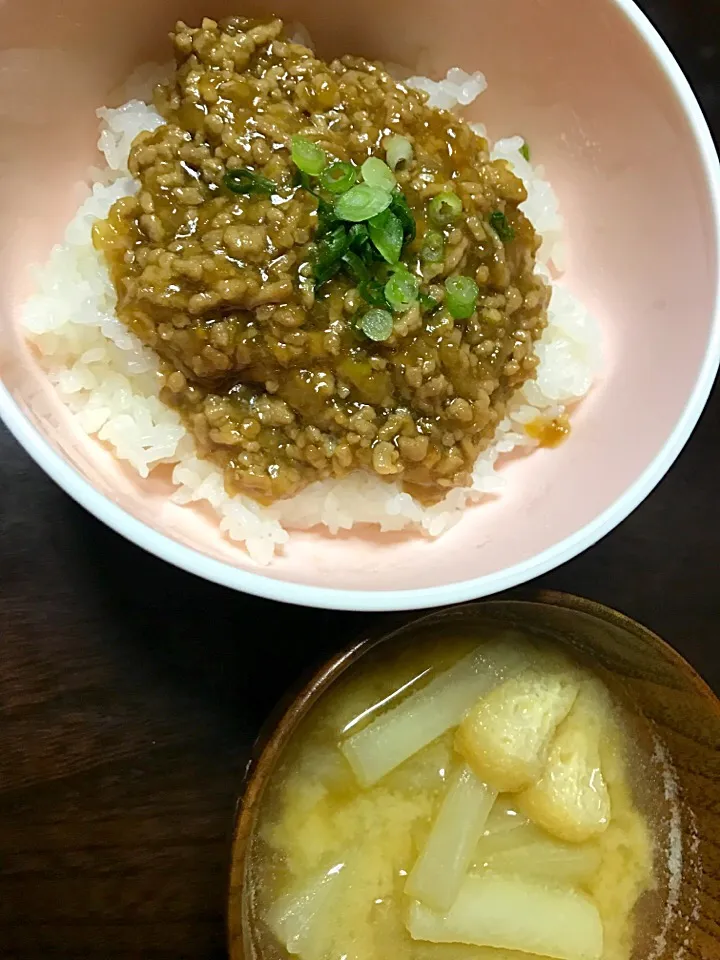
<box><xmin>228</xmin><ymin>596</ymin><xmax>720</xmax><ymax>960</ymax></box>
<box><xmin>0</xmin><ymin>0</ymin><xmax>717</xmax><ymax>596</ymax></box>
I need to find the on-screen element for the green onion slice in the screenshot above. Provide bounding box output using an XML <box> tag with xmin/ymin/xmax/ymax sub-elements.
<box><xmin>291</xmin><ymin>136</ymin><xmax>327</xmax><ymax>176</ymax></box>
<box><xmin>313</xmin><ymin>225</ymin><xmax>351</xmax><ymax>286</ymax></box>
<box><xmin>519</xmin><ymin>141</ymin><xmax>531</xmax><ymax>162</ymax></box>
<box><xmin>489</xmin><ymin>210</ymin><xmax>515</xmax><ymax>242</ymax></box>
<box><xmin>224</xmin><ymin>168</ymin><xmax>275</xmax><ymax>195</ymax></box>
<box><xmin>320</xmin><ymin>161</ymin><xmax>357</xmax><ymax>194</ymax></box>
<box><xmin>385</xmin><ymin>135</ymin><xmax>414</xmax><ymax>171</ymax></box>
<box><xmin>342</xmin><ymin>249</ymin><xmax>369</xmax><ymax>284</ymax></box>
<box><xmin>385</xmin><ymin>268</ymin><xmax>420</xmax><ymax>312</ymax></box>
<box><xmin>419</xmin><ymin>292</ymin><xmax>439</xmax><ymax>313</ymax></box>
<box><xmin>389</xmin><ymin>190</ymin><xmax>417</xmax><ymax>242</ymax></box>
<box><xmin>361</xmin><ymin>156</ymin><xmax>397</xmax><ymax>192</ymax></box>
<box><xmin>368</xmin><ymin>209</ymin><xmax>404</xmax><ymax>264</ymax></box>
<box><xmin>315</xmin><ymin>200</ymin><xmax>340</xmax><ymax>238</ymax></box>
<box><xmin>360</xmin><ymin>308</ymin><xmax>394</xmax><ymax>341</ymax></box>
<box><xmin>428</xmin><ymin>190</ymin><xmax>462</xmax><ymax>226</ymax></box>
<box><xmin>347</xmin><ymin>223</ymin><xmax>374</xmax><ymax>259</ymax></box>
<box><xmin>293</xmin><ymin>169</ymin><xmax>313</xmax><ymax>191</ymax></box>
<box><xmin>360</xmin><ymin>279</ymin><xmax>391</xmax><ymax>309</ymax></box>
<box><xmin>444</xmin><ymin>275</ymin><xmax>479</xmax><ymax>319</ymax></box>
<box><xmin>349</xmin><ymin>223</ymin><xmax>385</xmax><ymax>271</ymax></box>
<box><xmin>420</xmin><ymin>229</ymin><xmax>445</xmax><ymax>263</ymax></box>
<box><xmin>335</xmin><ymin>184</ymin><xmax>392</xmax><ymax>222</ymax></box>
<box><xmin>341</xmin><ymin>251</ymin><xmax>390</xmax><ymax>309</ymax></box>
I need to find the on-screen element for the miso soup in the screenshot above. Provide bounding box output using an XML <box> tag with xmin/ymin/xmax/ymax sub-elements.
<box><xmin>246</xmin><ymin>627</ymin><xmax>669</xmax><ymax>960</ymax></box>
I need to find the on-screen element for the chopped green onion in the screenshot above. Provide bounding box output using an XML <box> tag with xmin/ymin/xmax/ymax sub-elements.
<box><xmin>342</xmin><ymin>251</ymin><xmax>390</xmax><ymax>308</ymax></box>
<box><xmin>314</xmin><ymin>258</ymin><xmax>343</xmax><ymax>287</ymax></box>
<box><xmin>419</xmin><ymin>292</ymin><xmax>439</xmax><ymax>313</ymax></box>
<box><xmin>385</xmin><ymin>269</ymin><xmax>420</xmax><ymax>312</ymax></box>
<box><xmin>368</xmin><ymin>210</ymin><xmax>404</xmax><ymax>264</ymax></box>
<box><xmin>320</xmin><ymin>161</ymin><xmax>357</xmax><ymax>195</ymax></box>
<box><xmin>389</xmin><ymin>190</ymin><xmax>417</xmax><ymax>242</ymax></box>
<box><xmin>348</xmin><ymin>224</ymin><xmax>383</xmax><ymax>269</ymax></box>
<box><xmin>489</xmin><ymin>210</ymin><xmax>515</xmax><ymax>242</ymax></box>
<box><xmin>360</xmin><ymin>308</ymin><xmax>394</xmax><ymax>341</ymax></box>
<box><xmin>224</xmin><ymin>168</ymin><xmax>275</xmax><ymax>195</ymax></box>
<box><xmin>361</xmin><ymin>157</ymin><xmax>397</xmax><ymax>192</ymax></box>
<box><xmin>293</xmin><ymin>169</ymin><xmax>313</xmax><ymax>191</ymax></box>
<box><xmin>360</xmin><ymin>279</ymin><xmax>391</xmax><ymax>309</ymax></box>
<box><xmin>342</xmin><ymin>249</ymin><xmax>369</xmax><ymax>284</ymax></box>
<box><xmin>291</xmin><ymin>136</ymin><xmax>327</xmax><ymax>176</ymax></box>
<box><xmin>335</xmin><ymin>184</ymin><xmax>393</xmax><ymax>222</ymax></box>
<box><xmin>348</xmin><ymin>222</ymin><xmax>370</xmax><ymax>248</ymax></box>
<box><xmin>444</xmin><ymin>275</ymin><xmax>479</xmax><ymax>319</ymax></box>
<box><xmin>421</xmin><ymin>229</ymin><xmax>445</xmax><ymax>263</ymax></box>
<box><xmin>315</xmin><ymin>197</ymin><xmax>340</xmax><ymax>235</ymax></box>
<box><xmin>313</xmin><ymin>225</ymin><xmax>351</xmax><ymax>286</ymax></box>
<box><xmin>519</xmin><ymin>141</ymin><xmax>531</xmax><ymax>162</ymax></box>
<box><xmin>385</xmin><ymin>135</ymin><xmax>414</xmax><ymax>171</ymax></box>
<box><xmin>428</xmin><ymin>191</ymin><xmax>463</xmax><ymax>226</ymax></box>
<box><xmin>349</xmin><ymin>223</ymin><xmax>369</xmax><ymax>245</ymax></box>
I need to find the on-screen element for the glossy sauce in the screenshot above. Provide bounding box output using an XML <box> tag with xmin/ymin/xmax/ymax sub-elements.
<box><xmin>94</xmin><ymin>17</ymin><xmax>549</xmax><ymax>505</ymax></box>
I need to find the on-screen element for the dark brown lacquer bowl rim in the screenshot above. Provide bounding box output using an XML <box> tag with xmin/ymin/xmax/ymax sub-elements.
<box><xmin>226</xmin><ymin>591</ymin><xmax>720</xmax><ymax>960</ymax></box>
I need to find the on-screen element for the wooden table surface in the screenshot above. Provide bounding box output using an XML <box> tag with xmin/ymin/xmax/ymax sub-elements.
<box><xmin>1</xmin><ymin>3</ymin><xmax>719</xmax><ymax>957</ymax></box>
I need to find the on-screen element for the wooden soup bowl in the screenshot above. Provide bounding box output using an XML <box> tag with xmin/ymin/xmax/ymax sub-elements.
<box><xmin>228</xmin><ymin>593</ymin><xmax>720</xmax><ymax>960</ymax></box>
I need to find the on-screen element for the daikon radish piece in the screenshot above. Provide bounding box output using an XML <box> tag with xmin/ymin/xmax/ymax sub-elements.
<box><xmin>266</xmin><ymin>861</ymin><xmax>348</xmax><ymax>960</ymax></box>
<box><xmin>519</xmin><ymin>686</ymin><xmax>610</xmax><ymax>843</ymax></box>
<box><xmin>406</xmin><ymin>764</ymin><xmax>497</xmax><ymax>911</ymax></box>
<box><xmin>474</xmin><ymin>833</ymin><xmax>602</xmax><ymax>884</ymax></box>
<box><xmin>473</xmin><ymin>822</ymin><xmax>550</xmax><ymax>857</ymax></box>
<box><xmin>482</xmin><ymin>795</ymin><xmax>530</xmax><ymax>836</ymax></box>
<box><xmin>407</xmin><ymin>873</ymin><xmax>603</xmax><ymax>960</ymax></box>
<box><xmin>455</xmin><ymin>669</ymin><xmax>578</xmax><ymax>792</ymax></box>
<box><xmin>341</xmin><ymin>639</ymin><xmax>527</xmax><ymax>787</ymax></box>
<box><xmin>413</xmin><ymin>944</ymin><xmax>547</xmax><ymax>960</ymax></box>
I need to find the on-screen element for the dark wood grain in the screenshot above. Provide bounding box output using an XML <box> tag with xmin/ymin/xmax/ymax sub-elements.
<box><xmin>1</xmin><ymin>2</ymin><xmax>719</xmax><ymax>957</ymax></box>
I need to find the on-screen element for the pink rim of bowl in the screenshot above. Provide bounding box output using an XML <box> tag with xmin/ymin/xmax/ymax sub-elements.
<box><xmin>0</xmin><ymin>0</ymin><xmax>719</xmax><ymax>611</ymax></box>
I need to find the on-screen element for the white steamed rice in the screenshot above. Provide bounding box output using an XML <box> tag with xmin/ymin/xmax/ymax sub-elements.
<box><xmin>22</xmin><ymin>68</ymin><xmax>601</xmax><ymax>565</ymax></box>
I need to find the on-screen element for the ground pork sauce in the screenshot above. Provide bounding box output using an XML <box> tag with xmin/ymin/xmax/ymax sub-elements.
<box><xmin>93</xmin><ymin>17</ymin><xmax>550</xmax><ymax>505</ymax></box>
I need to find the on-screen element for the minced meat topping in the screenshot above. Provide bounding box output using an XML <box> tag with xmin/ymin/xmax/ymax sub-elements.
<box><xmin>93</xmin><ymin>16</ymin><xmax>549</xmax><ymax>505</ymax></box>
